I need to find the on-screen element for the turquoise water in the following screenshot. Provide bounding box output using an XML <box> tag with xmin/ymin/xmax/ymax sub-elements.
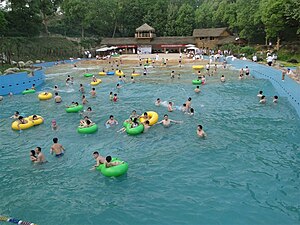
<box><xmin>1</xmin><ymin>63</ymin><xmax>300</xmax><ymax>225</ymax></box>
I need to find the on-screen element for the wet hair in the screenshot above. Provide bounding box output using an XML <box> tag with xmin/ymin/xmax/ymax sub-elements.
<box><xmin>188</xmin><ymin>97</ymin><xmax>191</xmax><ymax>101</ymax></box>
<box><xmin>261</xmin><ymin>95</ymin><xmax>265</xmax><ymax>99</ymax></box>
<box><xmin>36</xmin><ymin>147</ymin><xmax>41</xmax><ymax>152</ymax></box>
<box><xmin>55</xmin><ymin>92</ymin><xmax>58</xmax><ymax>96</ymax></box>
<box><xmin>92</xmin><ymin>88</ymin><xmax>95</xmax><ymax>91</ymax></box>
<box><xmin>18</xmin><ymin>116</ymin><xmax>23</xmax><ymax>120</ymax></box>
<box><xmin>117</xmin><ymin>84</ymin><xmax>120</xmax><ymax>86</ymax></box>
<box><xmin>32</xmin><ymin>115</ymin><xmax>37</xmax><ymax>119</ymax></box>
<box><xmin>30</xmin><ymin>150</ymin><xmax>36</xmax><ymax>157</ymax></box>
<box><xmin>274</xmin><ymin>95</ymin><xmax>278</xmax><ymax>99</ymax></box>
<box><xmin>53</xmin><ymin>138</ymin><xmax>58</xmax><ymax>143</ymax></box>
<box><xmin>198</xmin><ymin>125</ymin><xmax>202</xmax><ymax>129</ymax></box>
<box><xmin>144</xmin><ymin>112</ymin><xmax>148</xmax><ymax>116</ymax></box>
<box><xmin>259</xmin><ymin>91</ymin><xmax>263</xmax><ymax>94</ymax></box>
<box><xmin>145</xmin><ymin>120</ymin><xmax>150</xmax><ymax>125</ymax></box>
<box><xmin>86</xmin><ymin>120</ymin><xmax>91</xmax><ymax>125</ymax></box>
<box><xmin>15</xmin><ymin>111</ymin><xmax>19</xmax><ymax>115</ymax></box>
<box><xmin>164</xmin><ymin>114</ymin><xmax>168</xmax><ymax>117</ymax></box>
<box><xmin>157</xmin><ymin>98</ymin><xmax>160</xmax><ymax>101</ymax></box>
<box><xmin>221</xmin><ymin>75</ymin><xmax>224</xmax><ymax>77</ymax></box>
<box><xmin>109</xmin><ymin>115</ymin><xmax>114</xmax><ymax>119</ymax></box>
<box><xmin>84</xmin><ymin>116</ymin><xmax>89</xmax><ymax>119</ymax></box>
<box><xmin>110</xmin><ymin>92</ymin><xmax>113</xmax><ymax>94</ymax></box>
<box><xmin>80</xmin><ymin>84</ymin><xmax>83</xmax><ymax>86</ymax></box>
<box><xmin>93</xmin><ymin>151</ymin><xmax>99</xmax><ymax>155</ymax></box>
<box><xmin>75</xmin><ymin>102</ymin><xmax>79</xmax><ymax>106</ymax></box>
<box><xmin>54</xmin><ymin>85</ymin><xmax>58</xmax><ymax>88</ymax></box>
<box><xmin>119</xmin><ymin>76</ymin><xmax>121</xmax><ymax>78</ymax></box>
<box><xmin>183</xmin><ymin>103</ymin><xmax>186</xmax><ymax>106</ymax></box>
<box><xmin>82</xmin><ymin>95</ymin><xmax>86</xmax><ymax>98</ymax></box>
<box><xmin>87</xmin><ymin>107</ymin><xmax>92</xmax><ymax>111</ymax></box>
<box><xmin>190</xmin><ymin>108</ymin><xmax>194</xmax><ymax>113</ymax></box>
<box><xmin>132</xmin><ymin>110</ymin><xmax>136</xmax><ymax>113</ymax></box>
<box><xmin>106</xmin><ymin>155</ymin><xmax>112</xmax><ymax>162</ymax></box>
<box><xmin>123</xmin><ymin>75</ymin><xmax>125</xmax><ymax>77</ymax></box>
<box><xmin>196</xmin><ymin>86</ymin><xmax>199</xmax><ymax>88</ymax></box>
<box><xmin>114</xmin><ymin>93</ymin><xmax>117</xmax><ymax>96</ymax></box>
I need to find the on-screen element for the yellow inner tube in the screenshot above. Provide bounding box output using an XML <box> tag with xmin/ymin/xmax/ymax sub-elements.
<box><xmin>115</xmin><ymin>71</ymin><xmax>124</xmax><ymax>76</ymax></box>
<box><xmin>11</xmin><ymin>118</ymin><xmax>33</xmax><ymax>130</ymax></box>
<box><xmin>27</xmin><ymin>115</ymin><xmax>44</xmax><ymax>126</ymax></box>
<box><xmin>131</xmin><ymin>73</ymin><xmax>140</xmax><ymax>77</ymax></box>
<box><xmin>192</xmin><ymin>65</ymin><xmax>204</xmax><ymax>70</ymax></box>
<box><xmin>38</xmin><ymin>92</ymin><xmax>53</xmax><ymax>100</ymax></box>
<box><xmin>91</xmin><ymin>79</ymin><xmax>102</xmax><ymax>86</ymax></box>
<box><xmin>140</xmin><ymin>111</ymin><xmax>159</xmax><ymax>126</ymax></box>
<box><xmin>99</xmin><ymin>72</ymin><xmax>106</xmax><ymax>76</ymax></box>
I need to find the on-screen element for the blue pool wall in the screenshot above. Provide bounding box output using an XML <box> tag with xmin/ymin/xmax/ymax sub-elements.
<box><xmin>0</xmin><ymin>69</ymin><xmax>45</xmax><ymax>96</ymax></box>
<box><xmin>227</xmin><ymin>57</ymin><xmax>300</xmax><ymax>118</ymax></box>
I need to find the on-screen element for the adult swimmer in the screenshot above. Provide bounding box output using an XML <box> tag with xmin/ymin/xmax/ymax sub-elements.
<box><xmin>50</xmin><ymin>137</ymin><xmax>65</xmax><ymax>158</ymax></box>
<box><xmin>156</xmin><ymin>114</ymin><xmax>182</xmax><ymax>127</ymax></box>
<box><xmin>91</xmin><ymin>151</ymin><xmax>106</xmax><ymax>169</ymax></box>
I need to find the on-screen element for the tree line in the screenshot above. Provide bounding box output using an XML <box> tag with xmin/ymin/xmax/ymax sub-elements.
<box><xmin>0</xmin><ymin>0</ymin><xmax>299</xmax><ymax>45</ymax></box>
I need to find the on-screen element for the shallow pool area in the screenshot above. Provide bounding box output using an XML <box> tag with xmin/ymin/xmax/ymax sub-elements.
<box><xmin>1</xmin><ymin>63</ymin><xmax>300</xmax><ymax>225</ymax></box>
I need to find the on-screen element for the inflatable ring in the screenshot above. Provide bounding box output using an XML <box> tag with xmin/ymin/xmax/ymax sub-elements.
<box><xmin>66</xmin><ymin>105</ymin><xmax>84</xmax><ymax>113</ymax></box>
<box><xmin>77</xmin><ymin>124</ymin><xmax>98</xmax><ymax>134</ymax></box>
<box><xmin>38</xmin><ymin>92</ymin><xmax>53</xmax><ymax>100</ymax></box>
<box><xmin>124</xmin><ymin>122</ymin><xmax>144</xmax><ymax>135</ymax></box>
<box><xmin>96</xmin><ymin>158</ymin><xmax>128</xmax><ymax>177</ymax></box>
<box><xmin>192</xmin><ymin>65</ymin><xmax>204</xmax><ymax>70</ymax></box>
<box><xmin>11</xmin><ymin>118</ymin><xmax>33</xmax><ymax>130</ymax></box>
<box><xmin>27</xmin><ymin>115</ymin><xmax>44</xmax><ymax>126</ymax></box>
<box><xmin>22</xmin><ymin>89</ymin><xmax>35</xmax><ymax>95</ymax></box>
<box><xmin>107</xmin><ymin>71</ymin><xmax>115</xmax><ymax>76</ymax></box>
<box><xmin>115</xmin><ymin>70</ymin><xmax>124</xmax><ymax>76</ymax></box>
<box><xmin>98</xmin><ymin>72</ymin><xmax>106</xmax><ymax>76</ymax></box>
<box><xmin>131</xmin><ymin>73</ymin><xmax>140</xmax><ymax>77</ymax></box>
<box><xmin>140</xmin><ymin>111</ymin><xmax>159</xmax><ymax>126</ymax></box>
<box><xmin>192</xmin><ymin>80</ymin><xmax>202</xmax><ymax>85</ymax></box>
<box><xmin>84</xmin><ymin>73</ymin><xmax>93</xmax><ymax>77</ymax></box>
<box><xmin>91</xmin><ymin>79</ymin><xmax>102</xmax><ymax>86</ymax></box>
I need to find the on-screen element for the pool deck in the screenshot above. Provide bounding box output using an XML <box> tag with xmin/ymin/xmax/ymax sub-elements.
<box><xmin>227</xmin><ymin>57</ymin><xmax>300</xmax><ymax>118</ymax></box>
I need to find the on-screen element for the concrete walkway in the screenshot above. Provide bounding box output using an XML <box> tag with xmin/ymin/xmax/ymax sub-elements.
<box><xmin>227</xmin><ymin>57</ymin><xmax>300</xmax><ymax>118</ymax></box>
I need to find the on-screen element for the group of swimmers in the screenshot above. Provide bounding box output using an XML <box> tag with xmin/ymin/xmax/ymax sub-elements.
<box><xmin>257</xmin><ymin>91</ymin><xmax>278</xmax><ymax>104</ymax></box>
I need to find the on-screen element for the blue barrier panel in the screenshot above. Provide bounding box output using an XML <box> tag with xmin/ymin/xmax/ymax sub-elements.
<box><xmin>0</xmin><ymin>69</ymin><xmax>45</xmax><ymax>96</ymax></box>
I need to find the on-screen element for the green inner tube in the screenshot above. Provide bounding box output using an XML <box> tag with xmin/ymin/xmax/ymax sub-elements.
<box><xmin>144</xmin><ymin>63</ymin><xmax>149</xmax><ymax>66</ymax></box>
<box><xmin>192</xmin><ymin>80</ymin><xmax>202</xmax><ymax>85</ymax></box>
<box><xmin>97</xmin><ymin>158</ymin><xmax>128</xmax><ymax>177</ymax></box>
<box><xmin>124</xmin><ymin>122</ymin><xmax>144</xmax><ymax>135</ymax></box>
<box><xmin>77</xmin><ymin>124</ymin><xmax>98</xmax><ymax>134</ymax></box>
<box><xmin>65</xmin><ymin>105</ymin><xmax>84</xmax><ymax>113</ymax></box>
<box><xmin>84</xmin><ymin>73</ymin><xmax>93</xmax><ymax>77</ymax></box>
<box><xmin>22</xmin><ymin>89</ymin><xmax>36</xmax><ymax>95</ymax></box>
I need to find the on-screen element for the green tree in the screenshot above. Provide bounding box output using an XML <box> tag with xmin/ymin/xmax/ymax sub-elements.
<box><xmin>260</xmin><ymin>0</ymin><xmax>286</xmax><ymax>47</ymax></box>
<box><xmin>164</xmin><ymin>3</ymin><xmax>179</xmax><ymax>36</ymax></box>
<box><xmin>39</xmin><ymin>0</ymin><xmax>62</xmax><ymax>35</ymax></box>
<box><xmin>175</xmin><ymin>3</ymin><xmax>195</xmax><ymax>36</ymax></box>
<box><xmin>0</xmin><ymin>10</ymin><xmax>7</xmax><ymax>33</ymax></box>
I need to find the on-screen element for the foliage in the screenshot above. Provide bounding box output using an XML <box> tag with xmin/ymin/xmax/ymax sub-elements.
<box><xmin>240</xmin><ymin>46</ymin><xmax>256</xmax><ymax>56</ymax></box>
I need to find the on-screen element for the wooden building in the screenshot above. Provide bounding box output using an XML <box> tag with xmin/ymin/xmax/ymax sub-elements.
<box><xmin>193</xmin><ymin>27</ymin><xmax>235</xmax><ymax>49</ymax></box>
<box><xmin>101</xmin><ymin>24</ymin><xmax>237</xmax><ymax>54</ymax></box>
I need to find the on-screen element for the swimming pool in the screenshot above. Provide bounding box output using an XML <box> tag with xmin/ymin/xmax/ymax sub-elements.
<box><xmin>0</xmin><ymin>63</ymin><xmax>300</xmax><ymax>225</ymax></box>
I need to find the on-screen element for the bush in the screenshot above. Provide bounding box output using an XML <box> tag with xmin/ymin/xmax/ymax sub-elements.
<box><xmin>240</xmin><ymin>46</ymin><xmax>256</xmax><ymax>56</ymax></box>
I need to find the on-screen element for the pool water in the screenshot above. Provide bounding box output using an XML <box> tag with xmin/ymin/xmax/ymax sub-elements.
<box><xmin>0</xmin><ymin>63</ymin><xmax>300</xmax><ymax>225</ymax></box>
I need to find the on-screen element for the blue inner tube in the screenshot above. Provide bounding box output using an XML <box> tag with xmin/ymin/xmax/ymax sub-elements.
<box><xmin>107</xmin><ymin>71</ymin><xmax>115</xmax><ymax>75</ymax></box>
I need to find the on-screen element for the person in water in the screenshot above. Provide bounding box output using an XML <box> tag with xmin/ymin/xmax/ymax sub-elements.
<box><xmin>194</xmin><ymin>86</ymin><xmax>200</xmax><ymax>93</ymax></box>
<box><xmin>50</xmin><ymin>137</ymin><xmax>65</xmax><ymax>157</ymax></box>
<box><xmin>257</xmin><ymin>91</ymin><xmax>263</xmax><ymax>98</ymax></box>
<box><xmin>155</xmin><ymin>98</ymin><xmax>161</xmax><ymax>106</ymax></box>
<box><xmin>106</xmin><ymin>115</ymin><xmax>118</xmax><ymax>126</ymax></box>
<box><xmin>197</xmin><ymin>125</ymin><xmax>206</xmax><ymax>138</ymax></box>
<box><xmin>273</xmin><ymin>95</ymin><xmax>278</xmax><ymax>103</ymax></box>
<box><xmin>156</xmin><ymin>114</ymin><xmax>182</xmax><ymax>127</ymax></box>
<box><xmin>131</xmin><ymin>76</ymin><xmax>135</xmax><ymax>83</ymax></box>
<box><xmin>90</xmin><ymin>88</ymin><xmax>96</xmax><ymax>97</ymax></box>
<box><xmin>30</xmin><ymin>150</ymin><xmax>37</xmax><ymax>162</ymax></box>
<box><xmin>79</xmin><ymin>116</ymin><xmax>93</xmax><ymax>127</ymax></box>
<box><xmin>113</xmin><ymin>93</ymin><xmax>118</xmax><ymax>102</ymax></box>
<box><xmin>185</xmin><ymin>108</ymin><xmax>194</xmax><ymax>116</ymax></box>
<box><xmin>10</xmin><ymin>111</ymin><xmax>20</xmax><ymax>119</ymax></box>
<box><xmin>51</xmin><ymin>119</ymin><xmax>58</xmax><ymax>131</ymax></box>
<box><xmin>82</xmin><ymin>95</ymin><xmax>88</xmax><ymax>105</ymax></box>
<box><xmin>220</xmin><ymin>75</ymin><xmax>225</xmax><ymax>82</ymax></box>
<box><xmin>92</xmin><ymin>151</ymin><xmax>106</xmax><ymax>169</ymax></box>
<box><xmin>142</xmin><ymin>120</ymin><xmax>150</xmax><ymax>132</ymax></box>
<box><xmin>260</xmin><ymin>95</ymin><xmax>266</xmax><ymax>104</ymax></box>
<box><xmin>54</xmin><ymin>92</ymin><xmax>62</xmax><ymax>103</ymax></box>
<box><xmin>185</xmin><ymin>97</ymin><xmax>192</xmax><ymax>112</ymax></box>
<box><xmin>109</xmin><ymin>92</ymin><xmax>113</xmax><ymax>101</ymax></box>
<box><xmin>168</xmin><ymin>102</ymin><xmax>174</xmax><ymax>112</ymax></box>
<box><xmin>17</xmin><ymin>116</ymin><xmax>28</xmax><ymax>129</ymax></box>
<box><xmin>79</xmin><ymin>84</ymin><xmax>85</xmax><ymax>93</ymax></box>
<box><xmin>35</xmin><ymin>147</ymin><xmax>47</xmax><ymax>163</ymax></box>
<box><xmin>105</xmin><ymin>156</ymin><xmax>124</xmax><ymax>168</ymax></box>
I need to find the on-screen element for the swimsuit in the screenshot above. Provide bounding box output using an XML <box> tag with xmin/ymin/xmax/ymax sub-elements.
<box><xmin>55</xmin><ymin>152</ymin><xmax>64</xmax><ymax>158</ymax></box>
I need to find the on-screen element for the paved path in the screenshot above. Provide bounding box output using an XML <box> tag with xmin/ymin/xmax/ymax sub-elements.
<box><xmin>227</xmin><ymin>57</ymin><xmax>300</xmax><ymax>118</ymax></box>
